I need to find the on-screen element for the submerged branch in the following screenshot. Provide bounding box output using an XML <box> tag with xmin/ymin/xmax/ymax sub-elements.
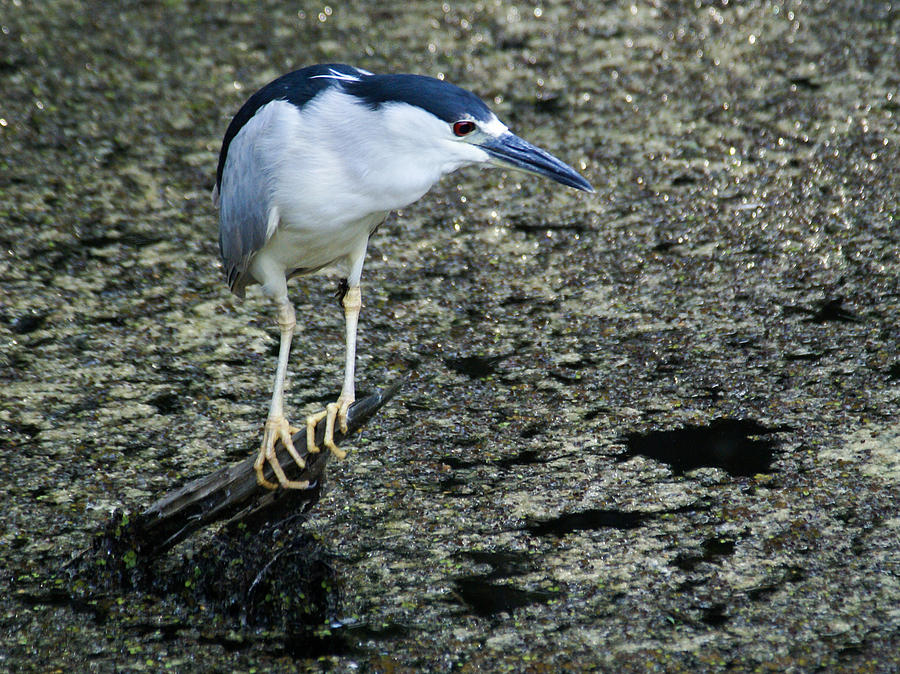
<box><xmin>123</xmin><ymin>379</ymin><xmax>403</xmax><ymax>558</ymax></box>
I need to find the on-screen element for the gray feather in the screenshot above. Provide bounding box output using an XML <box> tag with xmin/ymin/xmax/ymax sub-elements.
<box><xmin>217</xmin><ymin>109</ymin><xmax>274</xmax><ymax>297</ymax></box>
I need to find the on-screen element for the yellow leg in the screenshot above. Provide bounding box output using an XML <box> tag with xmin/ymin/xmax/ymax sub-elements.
<box><xmin>306</xmin><ymin>284</ymin><xmax>360</xmax><ymax>460</ymax></box>
<box><xmin>254</xmin><ymin>301</ymin><xmax>309</xmax><ymax>490</ymax></box>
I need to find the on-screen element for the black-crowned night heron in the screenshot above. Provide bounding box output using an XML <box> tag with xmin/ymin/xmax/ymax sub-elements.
<box><xmin>213</xmin><ymin>63</ymin><xmax>592</xmax><ymax>490</ymax></box>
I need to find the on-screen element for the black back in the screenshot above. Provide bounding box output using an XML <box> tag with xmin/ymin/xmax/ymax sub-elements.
<box><xmin>215</xmin><ymin>64</ymin><xmax>364</xmax><ymax>191</ymax></box>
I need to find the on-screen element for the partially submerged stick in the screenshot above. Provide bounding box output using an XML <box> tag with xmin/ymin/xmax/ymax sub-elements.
<box><xmin>129</xmin><ymin>379</ymin><xmax>402</xmax><ymax>557</ymax></box>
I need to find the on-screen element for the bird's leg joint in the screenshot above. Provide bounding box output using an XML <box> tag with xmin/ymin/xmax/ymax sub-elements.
<box><xmin>342</xmin><ymin>285</ymin><xmax>362</xmax><ymax>313</ymax></box>
<box><xmin>276</xmin><ymin>301</ymin><xmax>296</xmax><ymax>333</ymax></box>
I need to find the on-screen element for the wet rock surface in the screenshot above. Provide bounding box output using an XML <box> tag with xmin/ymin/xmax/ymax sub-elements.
<box><xmin>2</xmin><ymin>0</ymin><xmax>898</xmax><ymax>670</ymax></box>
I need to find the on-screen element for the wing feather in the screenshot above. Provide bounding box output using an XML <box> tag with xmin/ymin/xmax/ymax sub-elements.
<box><xmin>216</xmin><ymin>107</ymin><xmax>278</xmax><ymax>297</ymax></box>
<box><xmin>214</xmin><ymin>64</ymin><xmax>368</xmax><ymax>296</ymax></box>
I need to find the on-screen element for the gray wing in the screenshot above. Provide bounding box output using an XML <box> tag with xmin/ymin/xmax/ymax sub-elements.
<box><xmin>215</xmin><ymin>111</ymin><xmax>274</xmax><ymax>297</ymax></box>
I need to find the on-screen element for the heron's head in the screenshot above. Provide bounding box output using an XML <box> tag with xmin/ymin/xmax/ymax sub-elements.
<box><xmin>334</xmin><ymin>70</ymin><xmax>594</xmax><ymax>193</ymax></box>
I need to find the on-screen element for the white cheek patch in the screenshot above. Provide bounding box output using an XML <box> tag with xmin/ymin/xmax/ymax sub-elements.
<box><xmin>481</xmin><ymin>115</ymin><xmax>509</xmax><ymax>138</ymax></box>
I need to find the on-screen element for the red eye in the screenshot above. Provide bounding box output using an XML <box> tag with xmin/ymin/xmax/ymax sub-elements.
<box><xmin>453</xmin><ymin>120</ymin><xmax>477</xmax><ymax>136</ymax></box>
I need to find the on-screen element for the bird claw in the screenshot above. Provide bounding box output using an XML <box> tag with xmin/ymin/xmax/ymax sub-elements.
<box><xmin>254</xmin><ymin>416</ymin><xmax>308</xmax><ymax>490</ymax></box>
<box><xmin>336</xmin><ymin>397</ymin><xmax>352</xmax><ymax>434</ymax></box>
<box><xmin>306</xmin><ymin>397</ymin><xmax>353</xmax><ymax>460</ymax></box>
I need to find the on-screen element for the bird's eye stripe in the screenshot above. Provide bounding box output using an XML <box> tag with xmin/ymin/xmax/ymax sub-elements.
<box><xmin>453</xmin><ymin>120</ymin><xmax>477</xmax><ymax>136</ymax></box>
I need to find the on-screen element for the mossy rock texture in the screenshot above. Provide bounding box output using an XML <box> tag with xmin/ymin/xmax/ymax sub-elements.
<box><xmin>2</xmin><ymin>1</ymin><xmax>899</xmax><ymax>670</ymax></box>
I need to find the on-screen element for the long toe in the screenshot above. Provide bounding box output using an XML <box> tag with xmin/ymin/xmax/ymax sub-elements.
<box><xmin>276</xmin><ymin>421</ymin><xmax>306</xmax><ymax>471</ymax></box>
<box><xmin>306</xmin><ymin>409</ymin><xmax>328</xmax><ymax>454</ymax></box>
<box><xmin>337</xmin><ymin>397</ymin><xmax>353</xmax><ymax>435</ymax></box>
<box><xmin>254</xmin><ymin>445</ymin><xmax>279</xmax><ymax>490</ymax></box>
<box><xmin>324</xmin><ymin>402</ymin><xmax>347</xmax><ymax>460</ymax></box>
<box><xmin>257</xmin><ymin>416</ymin><xmax>310</xmax><ymax>490</ymax></box>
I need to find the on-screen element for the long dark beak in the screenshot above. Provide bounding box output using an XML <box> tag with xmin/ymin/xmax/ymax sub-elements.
<box><xmin>479</xmin><ymin>132</ymin><xmax>594</xmax><ymax>193</ymax></box>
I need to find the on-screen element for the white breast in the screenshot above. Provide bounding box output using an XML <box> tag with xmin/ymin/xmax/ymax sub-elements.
<box><xmin>229</xmin><ymin>88</ymin><xmax>488</xmax><ymax>297</ymax></box>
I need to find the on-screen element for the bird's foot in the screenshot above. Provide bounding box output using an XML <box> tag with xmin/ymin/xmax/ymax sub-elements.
<box><xmin>306</xmin><ymin>396</ymin><xmax>353</xmax><ymax>460</ymax></box>
<box><xmin>254</xmin><ymin>415</ymin><xmax>308</xmax><ymax>490</ymax></box>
